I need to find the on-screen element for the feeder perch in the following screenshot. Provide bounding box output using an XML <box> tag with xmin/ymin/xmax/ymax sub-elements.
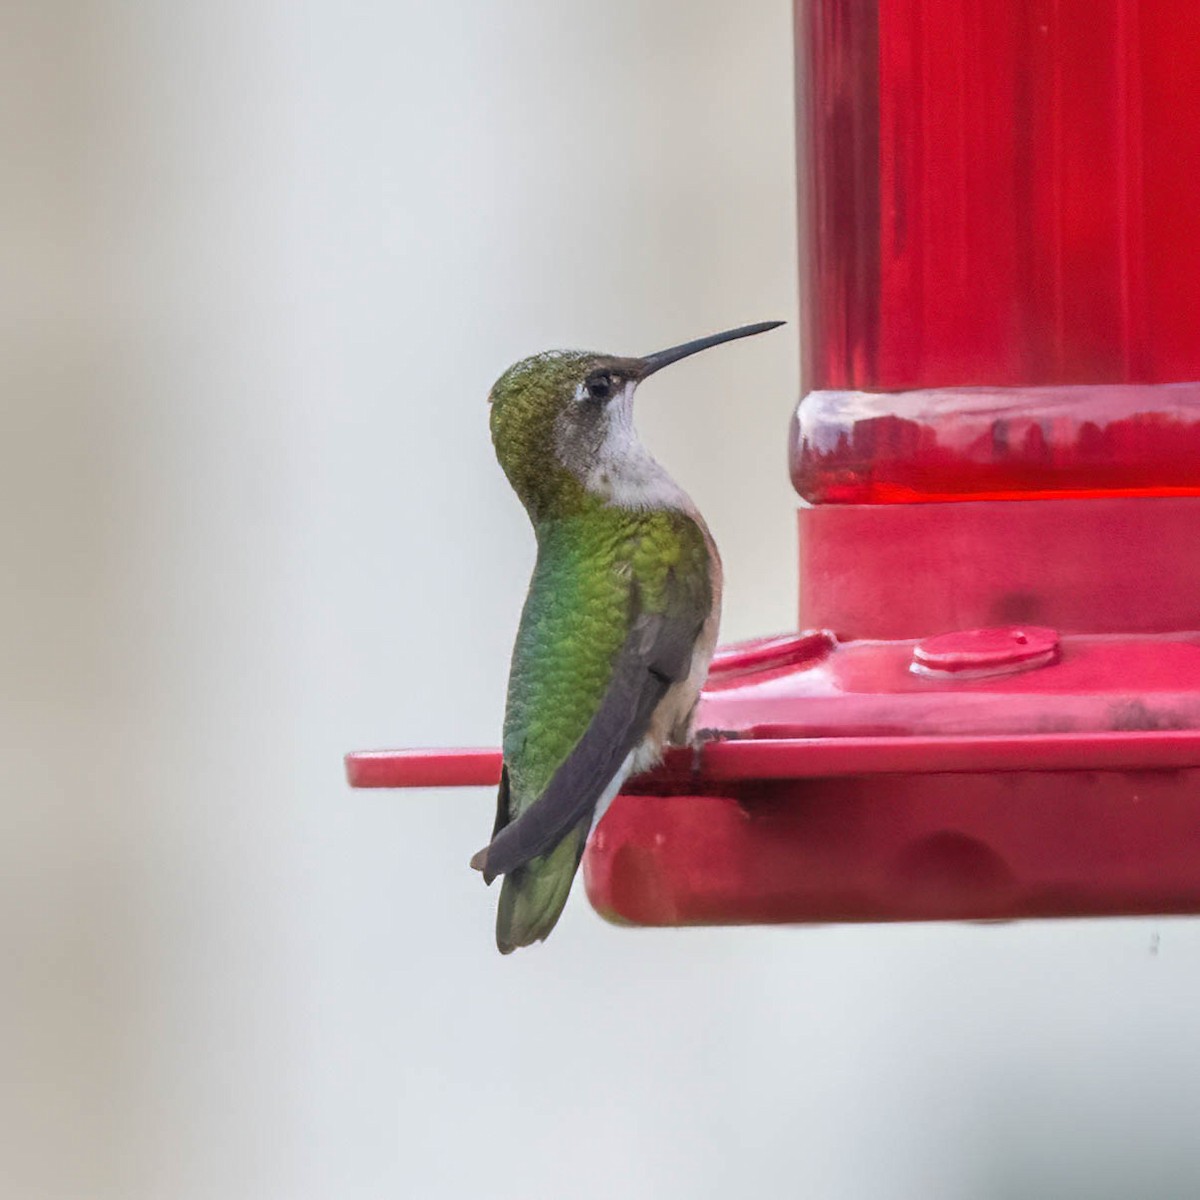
<box><xmin>347</xmin><ymin>1</ymin><xmax>1200</xmax><ymax>926</ymax></box>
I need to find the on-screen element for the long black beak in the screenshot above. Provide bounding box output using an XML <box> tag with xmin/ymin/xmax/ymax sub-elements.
<box><xmin>636</xmin><ymin>320</ymin><xmax>784</xmax><ymax>380</ymax></box>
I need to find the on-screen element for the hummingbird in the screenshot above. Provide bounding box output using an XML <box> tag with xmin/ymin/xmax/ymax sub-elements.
<box><xmin>470</xmin><ymin>320</ymin><xmax>783</xmax><ymax>953</ymax></box>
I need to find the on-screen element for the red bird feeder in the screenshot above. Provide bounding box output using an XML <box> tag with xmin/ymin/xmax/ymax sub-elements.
<box><xmin>348</xmin><ymin>1</ymin><xmax>1200</xmax><ymax>927</ymax></box>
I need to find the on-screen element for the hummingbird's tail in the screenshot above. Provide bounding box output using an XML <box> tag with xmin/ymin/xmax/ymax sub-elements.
<box><xmin>494</xmin><ymin>816</ymin><xmax>589</xmax><ymax>954</ymax></box>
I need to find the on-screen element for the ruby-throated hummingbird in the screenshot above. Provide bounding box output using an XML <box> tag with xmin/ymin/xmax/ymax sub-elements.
<box><xmin>470</xmin><ymin>320</ymin><xmax>784</xmax><ymax>952</ymax></box>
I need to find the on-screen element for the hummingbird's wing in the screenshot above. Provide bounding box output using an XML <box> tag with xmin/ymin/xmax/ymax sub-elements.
<box><xmin>472</xmin><ymin>585</ymin><xmax>702</xmax><ymax>882</ymax></box>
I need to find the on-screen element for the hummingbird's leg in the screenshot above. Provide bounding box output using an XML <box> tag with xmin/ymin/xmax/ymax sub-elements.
<box><xmin>689</xmin><ymin>726</ymin><xmax>743</xmax><ymax>774</ymax></box>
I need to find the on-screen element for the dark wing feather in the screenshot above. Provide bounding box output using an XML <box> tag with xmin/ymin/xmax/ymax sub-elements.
<box><xmin>490</xmin><ymin>764</ymin><xmax>511</xmax><ymax>843</ymax></box>
<box><xmin>472</xmin><ymin>603</ymin><xmax>700</xmax><ymax>881</ymax></box>
<box><xmin>475</xmin><ymin>765</ymin><xmax>513</xmax><ymax>887</ymax></box>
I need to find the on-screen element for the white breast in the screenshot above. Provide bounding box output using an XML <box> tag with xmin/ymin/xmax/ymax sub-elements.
<box><xmin>578</xmin><ymin>380</ymin><xmax>692</xmax><ymax>512</ymax></box>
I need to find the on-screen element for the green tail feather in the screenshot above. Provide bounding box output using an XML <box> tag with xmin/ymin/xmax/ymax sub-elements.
<box><xmin>495</xmin><ymin>818</ymin><xmax>589</xmax><ymax>954</ymax></box>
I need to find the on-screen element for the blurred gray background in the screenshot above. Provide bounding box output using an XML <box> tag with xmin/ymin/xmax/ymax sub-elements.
<box><xmin>5</xmin><ymin>2</ymin><xmax>1200</xmax><ymax>1197</ymax></box>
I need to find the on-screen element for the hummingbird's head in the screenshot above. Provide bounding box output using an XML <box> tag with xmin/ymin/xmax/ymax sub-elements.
<box><xmin>488</xmin><ymin>321</ymin><xmax>783</xmax><ymax>521</ymax></box>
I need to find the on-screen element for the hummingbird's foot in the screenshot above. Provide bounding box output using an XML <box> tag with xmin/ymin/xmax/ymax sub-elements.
<box><xmin>689</xmin><ymin>727</ymin><xmax>742</xmax><ymax>774</ymax></box>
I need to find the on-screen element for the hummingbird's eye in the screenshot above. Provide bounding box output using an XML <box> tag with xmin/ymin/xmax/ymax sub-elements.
<box><xmin>584</xmin><ymin>372</ymin><xmax>613</xmax><ymax>402</ymax></box>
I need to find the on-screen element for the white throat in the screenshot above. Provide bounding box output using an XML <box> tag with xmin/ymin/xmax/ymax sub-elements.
<box><xmin>575</xmin><ymin>380</ymin><xmax>692</xmax><ymax>511</ymax></box>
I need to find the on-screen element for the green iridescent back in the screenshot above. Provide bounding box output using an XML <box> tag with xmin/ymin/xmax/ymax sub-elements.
<box><xmin>502</xmin><ymin>503</ymin><xmax>711</xmax><ymax>813</ymax></box>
